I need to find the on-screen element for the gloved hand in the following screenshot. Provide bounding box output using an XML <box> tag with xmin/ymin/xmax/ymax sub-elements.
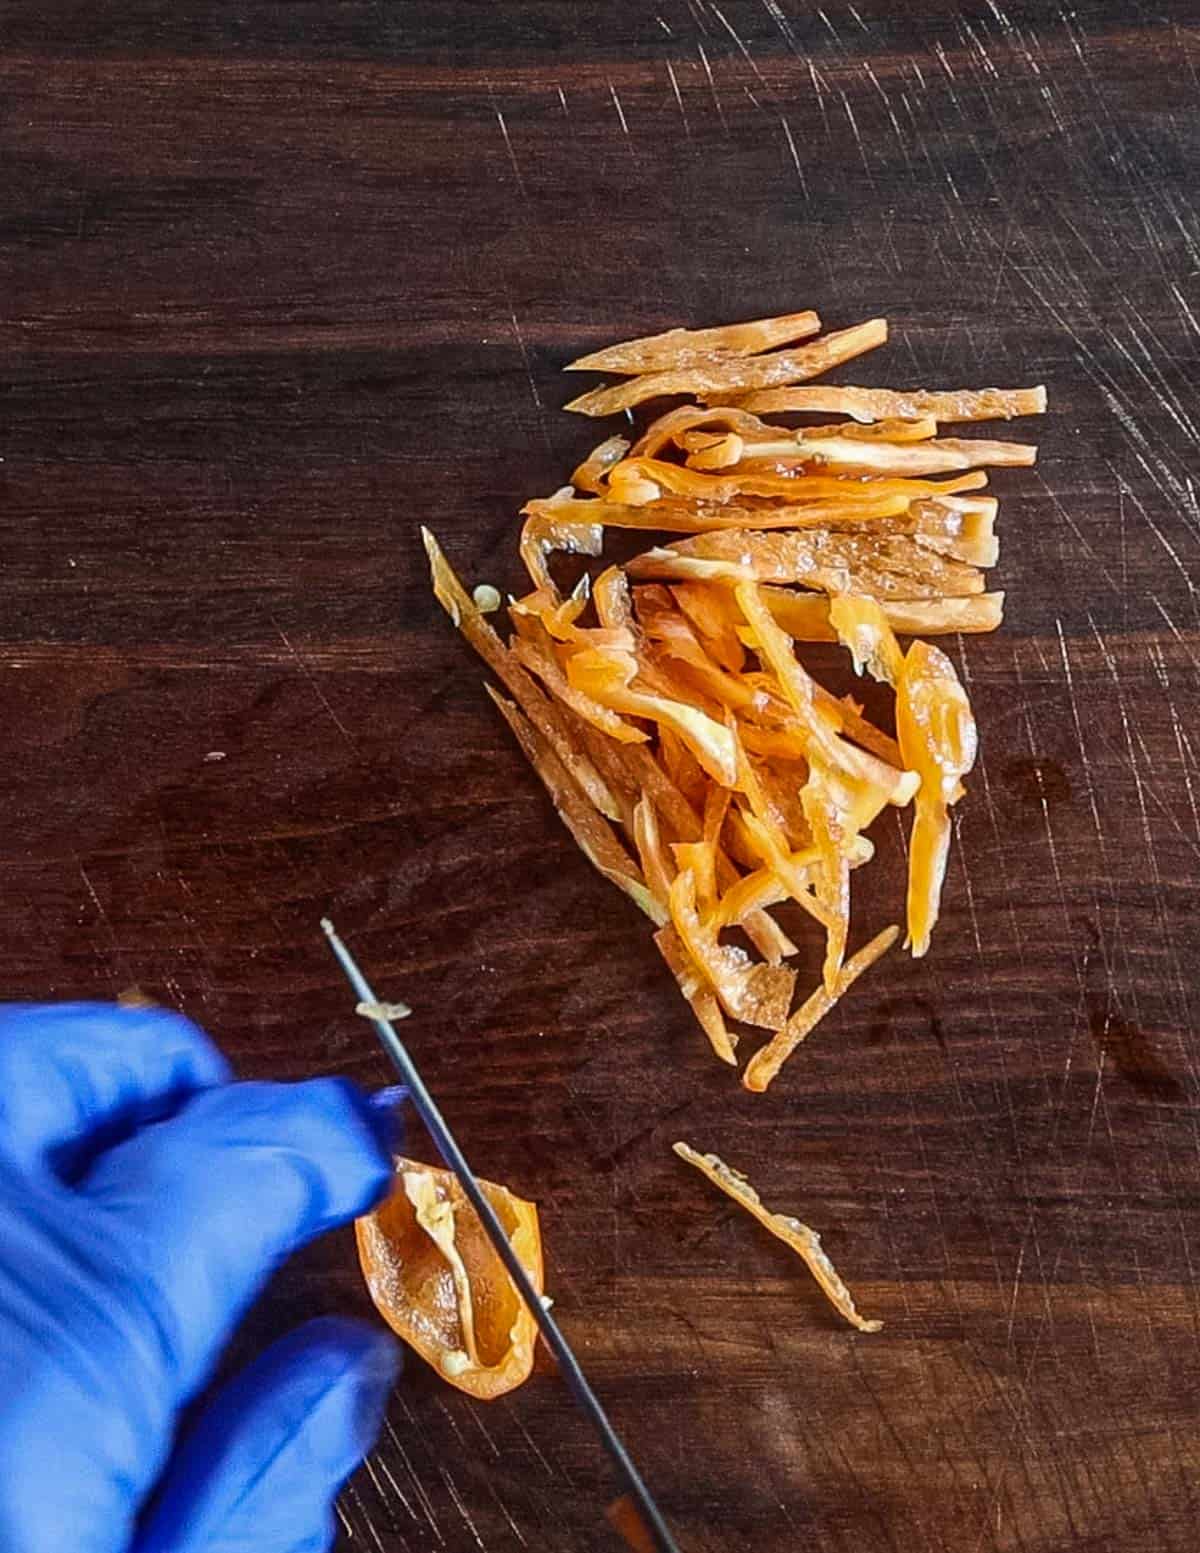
<box><xmin>0</xmin><ymin>1002</ymin><xmax>401</xmax><ymax>1553</ymax></box>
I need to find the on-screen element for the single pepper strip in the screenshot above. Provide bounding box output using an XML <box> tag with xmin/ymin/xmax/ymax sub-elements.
<box><xmin>673</xmin><ymin>1142</ymin><xmax>882</xmax><ymax>1333</ymax></box>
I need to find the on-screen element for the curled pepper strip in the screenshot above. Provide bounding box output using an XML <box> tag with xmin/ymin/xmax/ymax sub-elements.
<box><xmin>673</xmin><ymin>1143</ymin><xmax>882</xmax><ymax>1333</ymax></box>
<box><xmin>357</xmin><ymin>1158</ymin><xmax>544</xmax><ymax>1399</ymax></box>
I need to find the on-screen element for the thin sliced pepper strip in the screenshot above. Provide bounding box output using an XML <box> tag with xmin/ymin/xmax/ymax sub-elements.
<box><xmin>423</xmin><ymin>527</ymin><xmax>622</xmax><ymax>821</ymax></box>
<box><xmin>896</xmin><ymin>641</ymin><xmax>978</xmax><ymax>956</ymax></box>
<box><xmin>518</xmin><ymin>505</ymin><xmax>603</xmax><ymax>597</ymax></box>
<box><xmin>828</xmin><ymin>593</ymin><xmax>907</xmax><ymax>686</ymax></box>
<box><xmin>606</xmin><ymin>456</ymin><xmax>987</xmax><ymax>509</ymax></box>
<box><xmin>486</xmin><ymin>687</ymin><xmax>666</xmax><ymax>927</ymax></box>
<box><xmin>523</xmin><ymin>491</ymin><xmax>916</xmax><ymax>533</ymax></box>
<box><xmin>629</xmin><ymin>528</ymin><xmax>987</xmax><ymax>598</ymax></box>
<box><xmin>672</xmin><ymin>1143</ymin><xmax>882</xmax><ymax>1333</ymax></box>
<box><xmin>736</xmin><ymin>382</ymin><xmax>1047</xmax><ymax>423</ymax></box>
<box><xmin>761</xmin><ymin>586</ymin><xmax>1006</xmax><ymax>638</ymax></box>
<box><xmin>801</xmin><ymin>766</ymin><xmax>853</xmax><ymax>990</ymax></box>
<box><xmin>567</xmin><ymin>309</ymin><xmax>821</xmax><ymax>375</ymax></box>
<box><xmin>571</xmin><ymin>435</ymin><xmax>629</xmax><ymax>494</ymax></box>
<box><xmin>735</xmin><ymin>580</ymin><xmax>919</xmax><ymax>808</ymax></box>
<box><xmin>357</xmin><ymin>1158</ymin><xmax>545</xmax><ymax>1398</ymax></box>
<box><xmin>669</xmin><ymin>581</ymin><xmax>746</xmax><ymax>672</ymax></box>
<box><xmin>719</xmin><ymin>433</ymin><xmax>1036</xmax><ymax>478</ymax></box>
<box><xmin>632</xmin><ymin>793</ymin><xmax>676</xmax><ymax>910</ymax></box>
<box><xmin>630</xmin><ymin>403</ymin><xmax>783</xmax><ymax>460</ymax></box>
<box><xmin>655</xmin><ymin>924</ymin><xmax>737</xmax><ymax>1065</ymax></box>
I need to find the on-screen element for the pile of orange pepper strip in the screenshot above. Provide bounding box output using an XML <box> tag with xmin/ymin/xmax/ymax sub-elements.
<box><xmin>427</xmin><ymin>309</ymin><xmax>1044</xmax><ymax>1090</ymax></box>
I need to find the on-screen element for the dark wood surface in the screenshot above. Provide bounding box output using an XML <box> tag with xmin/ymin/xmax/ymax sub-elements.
<box><xmin>3</xmin><ymin>4</ymin><xmax>1199</xmax><ymax>1549</ymax></box>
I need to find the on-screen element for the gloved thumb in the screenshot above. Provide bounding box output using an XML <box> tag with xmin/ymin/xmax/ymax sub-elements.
<box><xmin>134</xmin><ymin>1318</ymin><xmax>399</xmax><ymax>1553</ymax></box>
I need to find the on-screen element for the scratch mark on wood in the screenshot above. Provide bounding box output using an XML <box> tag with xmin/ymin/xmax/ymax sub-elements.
<box><xmin>1055</xmin><ymin>620</ymin><xmax>1103</xmax><ymax>843</ymax></box>
<box><xmin>345</xmin><ymin>1482</ymin><xmax>387</xmax><ymax>1553</ymax></box>
<box><xmin>1088</xmin><ymin>616</ymin><xmax>1162</xmax><ymax>875</ymax></box>
<box><xmin>710</xmin><ymin>3</ymin><xmax>772</xmax><ymax>95</ymax></box>
<box><xmin>273</xmin><ymin>622</ymin><xmax>357</xmax><ymax>751</ymax></box>
<box><xmin>807</xmin><ymin>59</ymin><xmax>830</xmax><ymax>136</ymax></box>
<box><xmin>501</xmin><ymin>1397</ymin><xmax>562</xmax><ymax>1481</ymax></box>
<box><xmin>1006</xmin><ymin>1242</ymin><xmax>1027</xmax><ymax>1348</ymax></box>
<box><xmin>493</xmin><ymin>108</ymin><xmax>528</xmax><ymax>199</ymax></box>
<box><xmin>684</xmin><ymin>0</ymin><xmax>711</xmax><ymax>37</ymax></box>
<box><xmin>696</xmin><ymin>43</ymin><xmax>727</xmax><ymax>130</ymax></box>
<box><xmin>815</xmin><ymin>8</ymin><xmax>842</xmax><ymax>46</ymax></box>
<box><xmin>608</xmin><ymin>81</ymin><xmax>637</xmax><ymax>162</ymax></box>
<box><xmin>777</xmin><ymin>114</ymin><xmax>807</xmax><ymax>197</ymax></box>
<box><xmin>383</xmin><ymin>1415</ymin><xmax>447</xmax><ymax>1545</ymax></box>
<box><xmin>1151</xmin><ymin>643</ymin><xmax>1200</xmax><ymax>847</ymax></box>
<box><xmin>759</xmin><ymin>0</ymin><xmax>799</xmax><ymax>54</ymax></box>
<box><xmin>839</xmin><ymin>91</ymin><xmax>874</xmax><ymax>184</ymax></box>
<box><xmin>366</xmin><ymin>1450</ymin><xmax>418</xmax><ymax>1525</ymax></box>
<box><xmin>665</xmin><ymin>60</ymin><xmax>690</xmax><ymax>138</ymax></box>
<box><xmin>1033</xmin><ymin>472</ymin><xmax>1121</xmax><ymax>594</ymax></box>
<box><xmin>438</xmin><ymin>1464</ymin><xmax>487</xmax><ymax>1550</ymax></box>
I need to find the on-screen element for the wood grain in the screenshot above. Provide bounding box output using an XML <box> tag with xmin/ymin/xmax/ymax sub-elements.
<box><xmin>2</xmin><ymin>3</ymin><xmax>1199</xmax><ymax>1549</ymax></box>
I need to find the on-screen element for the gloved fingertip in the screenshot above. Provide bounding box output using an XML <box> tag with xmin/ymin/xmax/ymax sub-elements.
<box><xmin>366</xmin><ymin>1086</ymin><xmax>408</xmax><ymax>1152</ymax></box>
<box><xmin>133</xmin><ymin>1320</ymin><xmax>402</xmax><ymax>1553</ymax></box>
<box><xmin>317</xmin><ymin>1325</ymin><xmax>401</xmax><ymax>1471</ymax></box>
<box><xmin>329</xmin><ymin>1078</ymin><xmax>402</xmax><ymax>1182</ymax></box>
<box><xmin>280</xmin><ymin>1317</ymin><xmax>400</xmax><ymax>1473</ymax></box>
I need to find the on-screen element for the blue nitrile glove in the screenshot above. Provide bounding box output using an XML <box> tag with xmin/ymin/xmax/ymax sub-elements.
<box><xmin>0</xmin><ymin>1002</ymin><xmax>401</xmax><ymax>1553</ymax></box>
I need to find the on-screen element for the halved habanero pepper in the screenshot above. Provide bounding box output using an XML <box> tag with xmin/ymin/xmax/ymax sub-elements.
<box><xmin>357</xmin><ymin>1158</ymin><xmax>544</xmax><ymax>1401</ymax></box>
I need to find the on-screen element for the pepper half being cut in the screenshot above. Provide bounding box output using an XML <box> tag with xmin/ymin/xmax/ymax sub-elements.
<box><xmin>357</xmin><ymin>1158</ymin><xmax>544</xmax><ymax>1400</ymax></box>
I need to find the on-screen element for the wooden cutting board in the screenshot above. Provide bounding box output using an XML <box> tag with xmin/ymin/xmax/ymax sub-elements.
<box><xmin>1</xmin><ymin>4</ymin><xmax>1196</xmax><ymax>1549</ymax></box>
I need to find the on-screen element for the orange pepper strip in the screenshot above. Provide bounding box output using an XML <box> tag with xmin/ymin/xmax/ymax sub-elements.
<box><xmin>567</xmin><ymin>309</ymin><xmax>821</xmax><ymax>375</ymax></box>
<box><xmin>742</xmin><ymin>925</ymin><xmax>901</xmax><ymax>1094</ymax></box>
<box><xmin>655</xmin><ymin>924</ymin><xmax>737</xmax><ymax>1065</ymax></box>
<box><xmin>672</xmin><ymin>1143</ymin><xmax>882</xmax><ymax>1333</ymax></box>
<box><xmin>723</xmin><ymin>433</ymin><xmax>1035</xmax><ymax>479</ymax></box>
<box><xmin>896</xmin><ymin>641</ymin><xmax>978</xmax><ymax>956</ymax></box>
<box><xmin>760</xmin><ymin>585</ymin><xmax>1006</xmax><ymax>639</ymax></box>
<box><xmin>631</xmin><ymin>403</ymin><xmax>781</xmax><ymax>459</ymax></box>
<box><xmin>735</xmin><ymin>580</ymin><xmax>918</xmax><ymax>807</ymax></box>
<box><xmin>827</xmin><ymin>592</ymin><xmax>907</xmax><ymax>686</ymax></box>
<box><xmin>567</xmin><ymin>645</ymin><xmax>738</xmax><ymax>787</ymax></box>
<box><xmin>570</xmin><ymin>434</ymin><xmax>629</xmax><ymax>494</ymax></box>
<box><xmin>606</xmin><ymin>456</ymin><xmax>987</xmax><ymax>508</ymax></box>
<box><xmin>735</xmin><ymin>383</ymin><xmax>1046</xmax><ymax>423</ymax></box>
<box><xmin>357</xmin><ymin>1158</ymin><xmax>544</xmax><ymax>1399</ymax></box>
<box><xmin>628</xmin><ymin>527</ymin><xmax>987</xmax><ymax>598</ymax></box>
<box><xmin>485</xmin><ymin>687</ymin><xmax>665</xmax><ymax>928</ymax></box>
<box><xmin>523</xmin><ymin>490</ymin><xmax>915</xmax><ymax>534</ymax></box>
<box><xmin>632</xmin><ymin>793</ymin><xmax>676</xmax><ymax>910</ymax></box>
<box><xmin>518</xmin><ymin>508</ymin><xmax>603</xmax><ymax>597</ymax></box>
<box><xmin>423</xmin><ymin>528</ymin><xmax>621</xmax><ymax>821</ymax></box>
